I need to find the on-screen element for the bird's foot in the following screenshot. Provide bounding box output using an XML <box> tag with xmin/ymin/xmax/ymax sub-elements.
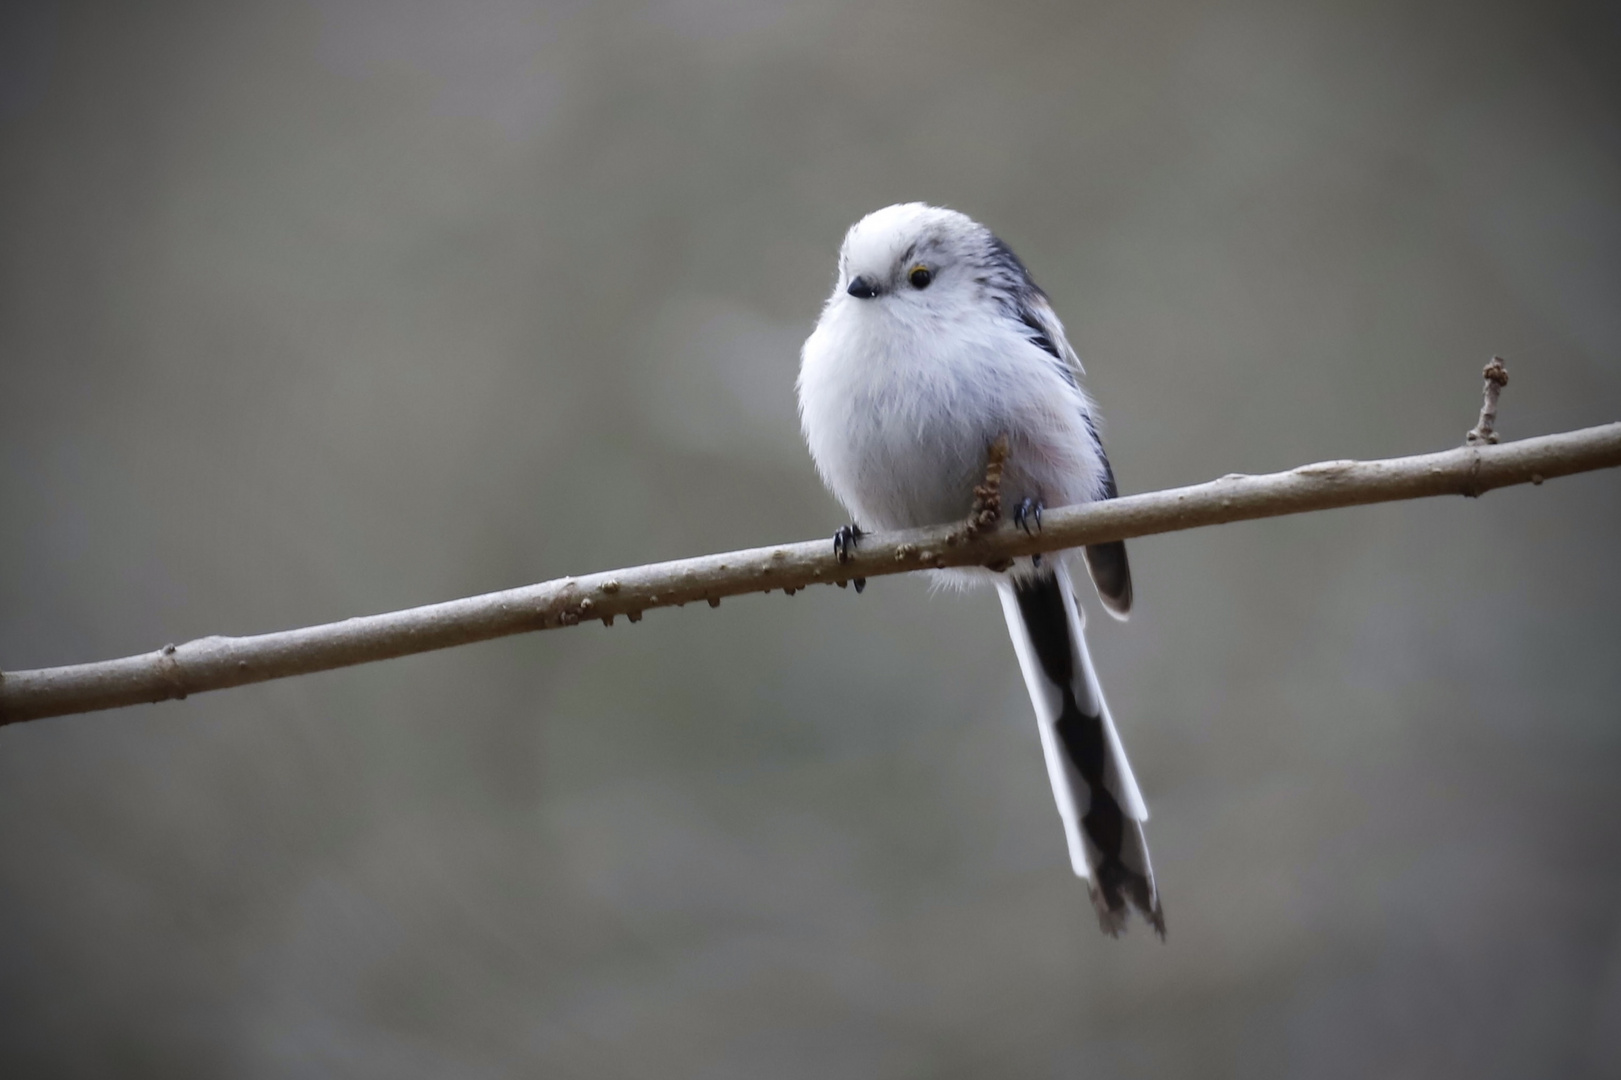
<box><xmin>1013</xmin><ymin>497</ymin><xmax>1044</xmax><ymax>535</ymax></box>
<box><xmin>832</xmin><ymin>523</ymin><xmax>863</xmax><ymax>563</ymax></box>
<box><xmin>832</xmin><ymin>524</ymin><xmax>866</xmax><ymax>593</ymax></box>
<box><xmin>1014</xmin><ymin>498</ymin><xmax>1046</xmax><ymax>569</ymax></box>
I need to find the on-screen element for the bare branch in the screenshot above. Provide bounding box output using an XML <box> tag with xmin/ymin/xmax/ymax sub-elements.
<box><xmin>2</xmin><ymin>421</ymin><xmax>1618</xmax><ymax>726</ymax></box>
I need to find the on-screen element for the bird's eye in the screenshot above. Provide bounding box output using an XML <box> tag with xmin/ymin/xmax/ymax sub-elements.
<box><xmin>908</xmin><ymin>265</ymin><xmax>933</xmax><ymax>289</ymax></box>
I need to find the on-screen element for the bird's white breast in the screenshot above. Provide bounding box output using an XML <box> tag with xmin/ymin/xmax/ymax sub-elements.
<box><xmin>798</xmin><ymin>297</ymin><xmax>1105</xmax><ymax>533</ymax></box>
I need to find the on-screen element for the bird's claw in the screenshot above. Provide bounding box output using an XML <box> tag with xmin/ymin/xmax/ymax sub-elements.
<box><xmin>833</xmin><ymin>523</ymin><xmax>863</xmax><ymax>564</ymax></box>
<box><xmin>832</xmin><ymin>524</ymin><xmax>866</xmax><ymax>593</ymax></box>
<box><xmin>1014</xmin><ymin>497</ymin><xmax>1044</xmax><ymax>536</ymax></box>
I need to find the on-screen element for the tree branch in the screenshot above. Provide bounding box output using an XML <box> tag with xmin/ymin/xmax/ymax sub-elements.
<box><xmin>3</xmin><ymin>421</ymin><xmax>1618</xmax><ymax>726</ymax></box>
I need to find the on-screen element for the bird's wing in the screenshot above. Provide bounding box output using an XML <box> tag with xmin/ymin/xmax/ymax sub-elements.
<box><xmin>1010</xmin><ymin>291</ymin><xmax>1134</xmax><ymax>617</ymax></box>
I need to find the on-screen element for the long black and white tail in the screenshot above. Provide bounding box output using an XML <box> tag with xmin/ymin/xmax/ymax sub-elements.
<box><xmin>997</xmin><ymin>561</ymin><xmax>1164</xmax><ymax>937</ymax></box>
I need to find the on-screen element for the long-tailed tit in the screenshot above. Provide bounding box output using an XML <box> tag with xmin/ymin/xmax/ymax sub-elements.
<box><xmin>798</xmin><ymin>203</ymin><xmax>1164</xmax><ymax>936</ymax></box>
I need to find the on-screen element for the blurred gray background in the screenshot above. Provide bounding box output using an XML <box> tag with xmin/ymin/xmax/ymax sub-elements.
<box><xmin>2</xmin><ymin>0</ymin><xmax>1619</xmax><ymax>1076</ymax></box>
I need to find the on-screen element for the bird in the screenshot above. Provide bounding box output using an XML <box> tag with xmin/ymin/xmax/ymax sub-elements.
<box><xmin>797</xmin><ymin>203</ymin><xmax>1164</xmax><ymax>937</ymax></box>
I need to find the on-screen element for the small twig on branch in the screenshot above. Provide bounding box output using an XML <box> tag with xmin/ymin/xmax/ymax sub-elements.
<box><xmin>3</xmin><ymin>420</ymin><xmax>1617</xmax><ymax>726</ymax></box>
<box><xmin>1467</xmin><ymin>357</ymin><xmax>1511</xmax><ymax>445</ymax></box>
<box><xmin>964</xmin><ymin>434</ymin><xmax>1011</xmax><ymax>537</ymax></box>
<box><xmin>957</xmin><ymin>434</ymin><xmax>1015</xmax><ymax>571</ymax></box>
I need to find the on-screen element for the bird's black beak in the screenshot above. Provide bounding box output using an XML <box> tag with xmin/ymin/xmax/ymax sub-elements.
<box><xmin>846</xmin><ymin>276</ymin><xmax>879</xmax><ymax>299</ymax></box>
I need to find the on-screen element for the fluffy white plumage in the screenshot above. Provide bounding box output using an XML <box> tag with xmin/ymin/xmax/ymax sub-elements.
<box><xmin>798</xmin><ymin>203</ymin><xmax>1163</xmax><ymax>935</ymax></box>
<box><xmin>800</xmin><ymin>204</ymin><xmax>1107</xmax><ymax>539</ymax></box>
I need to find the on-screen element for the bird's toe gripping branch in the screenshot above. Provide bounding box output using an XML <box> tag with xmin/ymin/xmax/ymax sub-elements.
<box><xmin>833</xmin><ymin>523</ymin><xmax>866</xmax><ymax>593</ymax></box>
<box><xmin>1013</xmin><ymin>497</ymin><xmax>1046</xmax><ymax>568</ymax></box>
<box><xmin>1013</xmin><ymin>497</ymin><xmax>1043</xmax><ymax>535</ymax></box>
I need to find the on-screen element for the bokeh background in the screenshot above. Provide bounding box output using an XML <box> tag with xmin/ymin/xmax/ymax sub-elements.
<box><xmin>3</xmin><ymin>1</ymin><xmax>1619</xmax><ymax>1075</ymax></box>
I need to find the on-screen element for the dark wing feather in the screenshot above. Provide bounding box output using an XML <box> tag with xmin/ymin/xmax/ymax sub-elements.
<box><xmin>1010</xmin><ymin>286</ymin><xmax>1135</xmax><ymax>618</ymax></box>
<box><xmin>1082</xmin><ymin>414</ymin><xmax>1133</xmax><ymax>617</ymax></box>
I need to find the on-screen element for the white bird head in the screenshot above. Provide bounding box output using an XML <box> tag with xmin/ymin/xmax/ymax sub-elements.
<box><xmin>833</xmin><ymin>202</ymin><xmax>1038</xmax><ymax>318</ymax></box>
